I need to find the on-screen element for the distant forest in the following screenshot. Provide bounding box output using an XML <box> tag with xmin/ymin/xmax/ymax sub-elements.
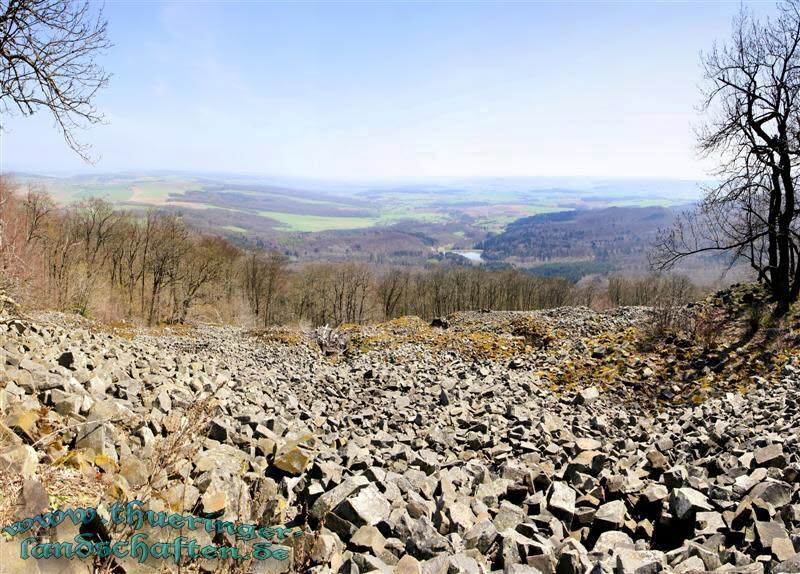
<box><xmin>478</xmin><ymin>206</ymin><xmax>679</xmax><ymax>262</ymax></box>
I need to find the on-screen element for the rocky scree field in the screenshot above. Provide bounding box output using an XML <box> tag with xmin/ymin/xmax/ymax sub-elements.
<box><xmin>1</xmin><ymin>285</ymin><xmax>800</xmax><ymax>573</ymax></box>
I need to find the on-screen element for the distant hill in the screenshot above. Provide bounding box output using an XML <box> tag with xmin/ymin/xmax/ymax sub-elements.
<box><xmin>11</xmin><ymin>172</ymin><xmax>706</xmax><ymax>268</ymax></box>
<box><xmin>478</xmin><ymin>206</ymin><xmax>682</xmax><ymax>265</ymax></box>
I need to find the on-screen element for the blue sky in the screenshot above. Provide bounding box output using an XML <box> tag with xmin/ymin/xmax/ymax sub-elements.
<box><xmin>0</xmin><ymin>1</ymin><xmax>771</xmax><ymax>180</ymax></box>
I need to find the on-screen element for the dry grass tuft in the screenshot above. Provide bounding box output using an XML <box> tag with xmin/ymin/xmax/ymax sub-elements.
<box><xmin>0</xmin><ymin>469</ymin><xmax>23</xmax><ymax>536</ymax></box>
<box><xmin>249</xmin><ymin>325</ymin><xmax>308</xmax><ymax>348</ymax></box>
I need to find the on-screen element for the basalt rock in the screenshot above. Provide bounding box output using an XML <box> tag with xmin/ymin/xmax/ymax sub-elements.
<box><xmin>1</xmin><ymin>303</ymin><xmax>800</xmax><ymax>573</ymax></box>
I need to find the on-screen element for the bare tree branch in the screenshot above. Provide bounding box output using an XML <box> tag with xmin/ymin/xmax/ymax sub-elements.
<box><xmin>0</xmin><ymin>0</ymin><xmax>111</xmax><ymax>161</ymax></box>
<box><xmin>653</xmin><ymin>1</ymin><xmax>800</xmax><ymax>314</ymax></box>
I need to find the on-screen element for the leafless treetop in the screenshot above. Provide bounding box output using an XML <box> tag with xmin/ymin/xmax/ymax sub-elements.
<box><xmin>0</xmin><ymin>0</ymin><xmax>111</xmax><ymax>161</ymax></box>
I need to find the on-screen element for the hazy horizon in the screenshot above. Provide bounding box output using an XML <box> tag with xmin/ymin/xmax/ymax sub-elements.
<box><xmin>7</xmin><ymin>169</ymin><xmax>712</xmax><ymax>199</ymax></box>
<box><xmin>0</xmin><ymin>1</ymin><xmax>768</xmax><ymax>180</ymax></box>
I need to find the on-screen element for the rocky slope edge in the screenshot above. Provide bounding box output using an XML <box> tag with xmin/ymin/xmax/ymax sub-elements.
<box><xmin>1</xmin><ymin>288</ymin><xmax>800</xmax><ymax>573</ymax></box>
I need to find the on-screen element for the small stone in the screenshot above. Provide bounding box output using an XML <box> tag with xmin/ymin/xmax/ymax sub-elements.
<box><xmin>593</xmin><ymin>531</ymin><xmax>634</xmax><ymax>554</ymax></box>
<box><xmin>310</xmin><ymin>475</ymin><xmax>369</xmax><ymax>518</ymax></box>
<box><xmin>548</xmin><ymin>482</ymin><xmax>576</xmax><ymax>518</ymax></box>
<box><xmin>575</xmin><ymin>386</ymin><xmax>600</xmax><ymax>405</ymax></box>
<box><xmin>395</xmin><ymin>555</ymin><xmax>422</xmax><ymax>574</ymax></box>
<box><xmin>19</xmin><ymin>479</ymin><xmax>49</xmax><ymax>517</ymax></box>
<box><xmin>464</xmin><ymin>520</ymin><xmax>498</xmax><ymax>554</ymax></box>
<box><xmin>670</xmin><ymin>488</ymin><xmax>712</xmax><ymax>520</ymax></box>
<box><xmin>207</xmin><ymin>418</ymin><xmax>230</xmax><ymax>442</ymax></box>
<box><xmin>642</xmin><ymin>484</ymin><xmax>668</xmax><ymax>504</ymax></box>
<box><xmin>556</xmin><ymin>538</ymin><xmax>590</xmax><ymax>574</ymax></box>
<box><xmin>120</xmin><ymin>459</ymin><xmax>149</xmax><ymax>488</ymax></box>
<box><xmin>408</xmin><ymin>516</ymin><xmax>450</xmax><ymax>559</ymax></box>
<box><xmin>755</xmin><ymin>521</ymin><xmax>790</xmax><ymax>550</ymax></box>
<box><xmin>646</xmin><ymin>449</ymin><xmax>668</xmax><ymax>471</ymax></box>
<box><xmin>774</xmin><ymin>553</ymin><xmax>800</xmax><ymax>573</ymax></box>
<box><xmin>6</xmin><ymin>408</ymin><xmax>39</xmax><ymax>440</ymax></box>
<box><xmin>755</xmin><ymin>444</ymin><xmax>786</xmax><ymax>468</ymax></box>
<box><xmin>201</xmin><ymin>490</ymin><xmax>227</xmax><ymax>513</ymax></box>
<box><xmin>351</xmin><ymin>525</ymin><xmax>387</xmax><ymax>554</ymax></box>
<box><xmin>493</xmin><ymin>500</ymin><xmax>526</xmax><ymax>531</ymax></box>
<box><xmin>750</xmin><ymin>480</ymin><xmax>792</xmax><ymax>507</ymax></box>
<box><xmin>252</xmin><ymin>545</ymin><xmax>293</xmax><ymax>574</ymax></box>
<box><xmin>504</xmin><ymin>565</ymin><xmax>544</xmax><ymax>574</ymax></box>
<box><xmin>771</xmin><ymin>538</ymin><xmax>796</xmax><ymax>562</ymax></box>
<box><xmin>0</xmin><ymin>444</ymin><xmax>38</xmax><ymax>477</ymax></box>
<box><xmin>674</xmin><ymin>556</ymin><xmax>705</xmax><ymax>574</ymax></box>
<box><xmin>695</xmin><ymin>511</ymin><xmax>725</xmax><ymax>535</ymax></box>
<box><xmin>274</xmin><ymin>444</ymin><xmax>314</xmax><ymax>475</ymax></box>
<box><xmin>338</xmin><ymin>485</ymin><xmax>391</xmax><ymax>526</ymax></box>
<box><xmin>615</xmin><ymin>548</ymin><xmax>666</xmax><ymax>574</ymax></box>
<box><xmin>595</xmin><ymin>500</ymin><xmax>626</xmax><ymax>526</ymax></box>
<box><xmin>663</xmin><ymin>466</ymin><xmax>688</xmax><ymax>488</ymax></box>
<box><xmin>310</xmin><ymin>535</ymin><xmax>340</xmax><ymax>565</ymax></box>
<box><xmin>57</xmin><ymin>351</ymin><xmax>75</xmax><ymax>369</ymax></box>
<box><xmin>448</xmin><ymin>553</ymin><xmax>481</xmax><ymax>574</ymax></box>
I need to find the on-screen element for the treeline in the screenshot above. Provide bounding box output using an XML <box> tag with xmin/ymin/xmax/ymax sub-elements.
<box><xmin>0</xmin><ymin>179</ymin><xmax>700</xmax><ymax>326</ymax></box>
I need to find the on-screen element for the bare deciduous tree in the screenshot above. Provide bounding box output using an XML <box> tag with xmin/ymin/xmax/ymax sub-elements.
<box><xmin>106</xmin><ymin>214</ymin><xmax>145</xmax><ymax>317</ymax></box>
<box><xmin>75</xmin><ymin>197</ymin><xmax>119</xmax><ymax>279</ymax></box>
<box><xmin>261</xmin><ymin>251</ymin><xmax>288</xmax><ymax>326</ymax></box>
<box><xmin>170</xmin><ymin>236</ymin><xmax>239</xmax><ymax>324</ymax></box>
<box><xmin>22</xmin><ymin>186</ymin><xmax>53</xmax><ymax>243</ymax></box>
<box><xmin>377</xmin><ymin>268</ymin><xmax>410</xmax><ymax>319</ymax></box>
<box><xmin>0</xmin><ymin>0</ymin><xmax>111</xmax><ymax>160</ymax></box>
<box><xmin>145</xmin><ymin>214</ymin><xmax>188</xmax><ymax>325</ymax></box>
<box><xmin>242</xmin><ymin>251</ymin><xmax>267</xmax><ymax>319</ymax></box>
<box><xmin>242</xmin><ymin>251</ymin><xmax>288</xmax><ymax>326</ymax></box>
<box><xmin>653</xmin><ymin>2</ymin><xmax>800</xmax><ymax>314</ymax></box>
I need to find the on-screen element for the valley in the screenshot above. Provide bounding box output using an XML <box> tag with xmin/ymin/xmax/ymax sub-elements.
<box><xmin>14</xmin><ymin>173</ymin><xmax>707</xmax><ymax>278</ymax></box>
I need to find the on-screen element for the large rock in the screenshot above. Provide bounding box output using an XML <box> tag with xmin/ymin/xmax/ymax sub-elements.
<box><xmin>595</xmin><ymin>500</ymin><xmax>626</xmax><ymax>527</ymax></box>
<box><xmin>0</xmin><ymin>444</ymin><xmax>38</xmax><ymax>477</ymax></box>
<box><xmin>311</xmin><ymin>475</ymin><xmax>369</xmax><ymax>518</ymax></box>
<box><xmin>575</xmin><ymin>386</ymin><xmax>600</xmax><ymax>405</ymax></box>
<box><xmin>615</xmin><ymin>548</ymin><xmax>666</xmax><ymax>574</ymax></box>
<box><xmin>593</xmin><ymin>531</ymin><xmax>634</xmax><ymax>555</ymax></box>
<box><xmin>670</xmin><ymin>488</ymin><xmax>712</xmax><ymax>520</ymax></box>
<box><xmin>548</xmin><ymin>482</ymin><xmax>576</xmax><ymax>518</ymax></box>
<box><xmin>754</xmin><ymin>444</ymin><xmax>786</xmax><ymax>468</ymax></box>
<box><xmin>274</xmin><ymin>443</ymin><xmax>314</xmax><ymax>475</ymax></box>
<box><xmin>750</xmin><ymin>480</ymin><xmax>792</xmax><ymax>507</ymax></box>
<box><xmin>338</xmin><ymin>485</ymin><xmax>391</xmax><ymax>526</ymax></box>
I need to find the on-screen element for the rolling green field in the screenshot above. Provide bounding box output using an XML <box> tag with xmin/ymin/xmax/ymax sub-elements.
<box><xmin>257</xmin><ymin>211</ymin><xmax>379</xmax><ymax>232</ymax></box>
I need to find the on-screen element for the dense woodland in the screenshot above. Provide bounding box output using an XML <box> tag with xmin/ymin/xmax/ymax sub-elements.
<box><xmin>0</xmin><ymin>178</ymin><xmax>700</xmax><ymax>326</ymax></box>
<box><xmin>479</xmin><ymin>207</ymin><xmax>678</xmax><ymax>262</ymax></box>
